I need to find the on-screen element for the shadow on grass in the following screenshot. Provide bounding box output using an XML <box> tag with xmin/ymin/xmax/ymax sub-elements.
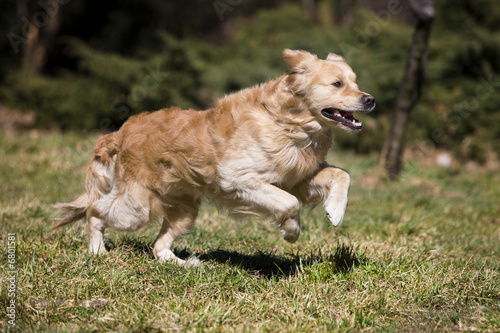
<box><xmin>107</xmin><ymin>237</ymin><xmax>370</xmax><ymax>279</ymax></box>
<box><xmin>198</xmin><ymin>242</ymin><xmax>370</xmax><ymax>278</ymax></box>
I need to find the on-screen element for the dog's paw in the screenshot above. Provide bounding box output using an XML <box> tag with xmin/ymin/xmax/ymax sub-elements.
<box><xmin>156</xmin><ymin>249</ymin><xmax>202</xmax><ymax>267</ymax></box>
<box><xmin>185</xmin><ymin>256</ymin><xmax>202</xmax><ymax>268</ymax></box>
<box><xmin>88</xmin><ymin>244</ymin><xmax>108</xmax><ymax>256</ymax></box>
<box><xmin>280</xmin><ymin>217</ymin><xmax>300</xmax><ymax>243</ymax></box>
<box><xmin>324</xmin><ymin>195</ymin><xmax>348</xmax><ymax>227</ymax></box>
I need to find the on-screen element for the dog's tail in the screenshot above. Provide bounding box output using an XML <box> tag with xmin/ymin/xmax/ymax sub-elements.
<box><xmin>52</xmin><ymin>191</ymin><xmax>90</xmax><ymax>229</ymax></box>
<box><xmin>52</xmin><ymin>132</ymin><xmax>119</xmax><ymax>230</ymax></box>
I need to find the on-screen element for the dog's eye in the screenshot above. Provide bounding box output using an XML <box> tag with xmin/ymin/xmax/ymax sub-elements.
<box><xmin>333</xmin><ymin>81</ymin><xmax>342</xmax><ymax>88</ymax></box>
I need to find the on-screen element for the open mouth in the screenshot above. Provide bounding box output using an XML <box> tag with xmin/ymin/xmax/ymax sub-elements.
<box><xmin>320</xmin><ymin>108</ymin><xmax>363</xmax><ymax>130</ymax></box>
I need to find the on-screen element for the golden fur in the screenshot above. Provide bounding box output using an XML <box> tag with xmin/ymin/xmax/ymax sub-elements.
<box><xmin>54</xmin><ymin>49</ymin><xmax>375</xmax><ymax>266</ymax></box>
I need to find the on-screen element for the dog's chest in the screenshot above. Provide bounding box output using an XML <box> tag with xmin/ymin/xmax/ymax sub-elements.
<box><xmin>217</xmin><ymin>122</ymin><xmax>331</xmax><ymax>191</ymax></box>
<box><xmin>270</xmin><ymin>139</ymin><xmax>326</xmax><ymax>185</ymax></box>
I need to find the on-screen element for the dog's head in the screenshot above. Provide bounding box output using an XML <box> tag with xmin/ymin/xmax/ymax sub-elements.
<box><xmin>283</xmin><ymin>49</ymin><xmax>375</xmax><ymax>132</ymax></box>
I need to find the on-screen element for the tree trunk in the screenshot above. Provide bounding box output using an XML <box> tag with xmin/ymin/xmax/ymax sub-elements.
<box><xmin>333</xmin><ymin>0</ymin><xmax>355</xmax><ymax>26</ymax></box>
<box><xmin>19</xmin><ymin>0</ymin><xmax>62</xmax><ymax>73</ymax></box>
<box><xmin>302</xmin><ymin>0</ymin><xmax>319</xmax><ymax>24</ymax></box>
<box><xmin>381</xmin><ymin>0</ymin><xmax>434</xmax><ymax>179</ymax></box>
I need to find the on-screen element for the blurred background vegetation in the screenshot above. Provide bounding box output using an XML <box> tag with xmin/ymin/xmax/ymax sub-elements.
<box><xmin>1</xmin><ymin>0</ymin><xmax>499</xmax><ymax>164</ymax></box>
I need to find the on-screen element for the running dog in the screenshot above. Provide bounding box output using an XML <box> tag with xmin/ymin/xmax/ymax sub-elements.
<box><xmin>54</xmin><ymin>49</ymin><xmax>375</xmax><ymax>266</ymax></box>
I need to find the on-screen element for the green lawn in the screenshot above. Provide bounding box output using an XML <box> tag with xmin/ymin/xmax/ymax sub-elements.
<box><xmin>1</xmin><ymin>131</ymin><xmax>499</xmax><ymax>332</ymax></box>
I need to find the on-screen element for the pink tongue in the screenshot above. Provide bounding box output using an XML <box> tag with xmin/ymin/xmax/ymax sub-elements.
<box><xmin>340</xmin><ymin>111</ymin><xmax>353</xmax><ymax>118</ymax></box>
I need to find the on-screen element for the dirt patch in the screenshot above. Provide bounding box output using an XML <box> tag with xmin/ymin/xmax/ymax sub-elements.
<box><xmin>0</xmin><ymin>104</ymin><xmax>35</xmax><ymax>132</ymax></box>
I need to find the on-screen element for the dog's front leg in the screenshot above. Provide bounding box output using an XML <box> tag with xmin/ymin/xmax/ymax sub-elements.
<box><xmin>235</xmin><ymin>180</ymin><xmax>301</xmax><ymax>242</ymax></box>
<box><xmin>323</xmin><ymin>167</ymin><xmax>350</xmax><ymax>226</ymax></box>
<box><xmin>293</xmin><ymin>163</ymin><xmax>350</xmax><ymax>227</ymax></box>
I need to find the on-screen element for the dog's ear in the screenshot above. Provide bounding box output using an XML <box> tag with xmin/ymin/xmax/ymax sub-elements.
<box><xmin>326</xmin><ymin>53</ymin><xmax>345</xmax><ymax>62</ymax></box>
<box><xmin>283</xmin><ymin>49</ymin><xmax>317</xmax><ymax>74</ymax></box>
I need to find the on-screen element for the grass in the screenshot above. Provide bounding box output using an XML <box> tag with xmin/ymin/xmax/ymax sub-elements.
<box><xmin>0</xmin><ymin>130</ymin><xmax>499</xmax><ymax>332</ymax></box>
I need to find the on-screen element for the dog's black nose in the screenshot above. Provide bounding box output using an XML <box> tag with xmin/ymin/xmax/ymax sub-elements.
<box><xmin>361</xmin><ymin>94</ymin><xmax>375</xmax><ymax>106</ymax></box>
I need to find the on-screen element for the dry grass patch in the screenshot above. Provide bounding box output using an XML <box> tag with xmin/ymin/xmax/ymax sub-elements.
<box><xmin>0</xmin><ymin>132</ymin><xmax>498</xmax><ymax>332</ymax></box>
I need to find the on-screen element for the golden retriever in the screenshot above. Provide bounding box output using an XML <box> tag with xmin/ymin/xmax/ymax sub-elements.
<box><xmin>54</xmin><ymin>49</ymin><xmax>375</xmax><ymax>266</ymax></box>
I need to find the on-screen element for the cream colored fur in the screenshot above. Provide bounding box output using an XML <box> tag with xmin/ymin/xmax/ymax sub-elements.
<box><xmin>53</xmin><ymin>49</ymin><xmax>375</xmax><ymax>266</ymax></box>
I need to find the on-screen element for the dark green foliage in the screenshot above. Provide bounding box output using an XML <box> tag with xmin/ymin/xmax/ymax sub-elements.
<box><xmin>1</xmin><ymin>1</ymin><xmax>500</xmax><ymax>160</ymax></box>
<box><xmin>1</xmin><ymin>38</ymin><xmax>208</xmax><ymax>132</ymax></box>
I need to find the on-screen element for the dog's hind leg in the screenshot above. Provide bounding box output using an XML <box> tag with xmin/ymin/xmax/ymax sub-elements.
<box><xmin>87</xmin><ymin>216</ymin><xmax>107</xmax><ymax>255</ymax></box>
<box><xmin>153</xmin><ymin>201</ymin><xmax>200</xmax><ymax>267</ymax></box>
